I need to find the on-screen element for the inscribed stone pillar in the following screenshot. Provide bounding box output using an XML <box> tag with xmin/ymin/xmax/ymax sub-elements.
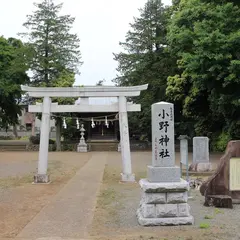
<box><xmin>148</xmin><ymin>102</ymin><xmax>180</xmax><ymax>183</ymax></box>
<box><xmin>119</xmin><ymin>96</ymin><xmax>135</xmax><ymax>182</ymax></box>
<box><xmin>35</xmin><ymin>96</ymin><xmax>51</xmax><ymax>183</ymax></box>
<box><xmin>189</xmin><ymin>137</ymin><xmax>212</xmax><ymax>172</ymax></box>
<box><xmin>193</xmin><ymin>137</ymin><xmax>209</xmax><ymax>163</ymax></box>
<box><xmin>137</xmin><ymin>101</ymin><xmax>193</xmax><ymax>226</ymax></box>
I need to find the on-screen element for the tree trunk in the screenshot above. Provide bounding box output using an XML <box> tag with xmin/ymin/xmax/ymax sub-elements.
<box><xmin>31</xmin><ymin>120</ymin><xmax>35</xmax><ymax>136</ymax></box>
<box><xmin>56</xmin><ymin>118</ymin><xmax>62</xmax><ymax>151</ymax></box>
<box><xmin>13</xmin><ymin>124</ymin><xmax>18</xmax><ymax>138</ymax></box>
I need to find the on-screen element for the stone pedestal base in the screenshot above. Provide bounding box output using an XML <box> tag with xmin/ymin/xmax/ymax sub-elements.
<box><xmin>121</xmin><ymin>173</ymin><xmax>135</xmax><ymax>182</ymax></box>
<box><xmin>204</xmin><ymin>195</ymin><xmax>233</xmax><ymax>208</ymax></box>
<box><xmin>34</xmin><ymin>174</ymin><xmax>50</xmax><ymax>183</ymax></box>
<box><xmin>189</xmin><ymin>163</ymin><xmax>212</xmax><ymax>172</ymax></box>
<box><xmin>77</xmin><ymin>143</ymin><xmax>88</xmax><ymax>153</ymax></box>
<box><xmin>137</xmin><ymin>179</ymin><xmax>194</xmax><ymax>226</ymax></box>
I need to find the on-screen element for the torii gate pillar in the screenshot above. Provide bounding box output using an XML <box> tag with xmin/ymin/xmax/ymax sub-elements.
<box><xmin>119</xmin><ymin>96</ymin><xmax>135</xmax><ymax>182</ymax></box>
<box><xmin>35</xmin><ymin>96</ymin><xmax>51</xmax><ymax>183</ymax></box>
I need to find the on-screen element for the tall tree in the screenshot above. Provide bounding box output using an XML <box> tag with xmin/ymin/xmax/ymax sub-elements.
<box><xmin>21</xmin><ymin>0</ymin><xmax>82</xmax><ymax>150</ymax></box>
<box><xmin>0</xmin><ymin>37</ymin><xmax>29</xmax><ymax>130</ymax></box>
<box><xmin>114</xmin><ymin>0</ymin><xmax>177</xmax><ymax>138</ymax></box>
<box><xmin>166</xmin><ymin>0</ymin><xmax>240</xmax><ymax>150</ymax></box>
<box><xmin>21</xmin><ymin>0</ymin><xmax>82</xmax><ymax>86</ymax></box>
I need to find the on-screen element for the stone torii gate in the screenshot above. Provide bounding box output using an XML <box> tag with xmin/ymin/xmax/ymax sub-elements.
<box><xmin>21</xmin><ymin>84</ymin><xmax>148</xmax><ymax>183</ymax></box>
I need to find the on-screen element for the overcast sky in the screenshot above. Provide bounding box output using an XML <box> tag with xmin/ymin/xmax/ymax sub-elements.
<box><xmin>0</xmin><ymin>0</ymin><xmax>172</xmax><ymax>86</ymax></box>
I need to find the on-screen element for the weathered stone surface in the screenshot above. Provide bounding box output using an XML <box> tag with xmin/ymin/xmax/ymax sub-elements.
<box><xmin>156</xmin><ymin>204</ymin><xmax>178</xmax><ymax>218</ymax></box>
<box><xmin>141</xmin><ymin>204</ymin><xmax>156</xmax><ymax>218</ymax></box>
<box><xmin>137</xmin><ymin>209</ymin><xmax>194</xmax><ymax>226</ymax></box>
<box><xmin>142</xmin><ymin>192</ymin><xmax>166</xmax><ymax>204</ymax></box>
<box><xmin>77</xmin><ymin>143</ymin><xmax>88</xmax><ymax>153</ymax></box>
<box><xmin>121</xmin><ymin>173</ymin><xmax>135</xmax><ymax>182</ymax></box>
<box><xmin>200</xmin><ymin>140</ymin><xmax>240</xmax><ymax>200</ymax></box>
<box><xmin>193</xmin><ymin>137</ymin><xmax>209</xmax><ymax>163</ymax></box>
<box><xmin>178</xmin><ymin>203</ymin><xmax>190</xmax><ymax>217</ymax></box>
<box><xmin>189</xmin><ymin>163</ymin><xmax>212</xmax><ymax>172</ymax></box>
<box><xmin>147</xmin><ymin>166</ymin><xmax>180</xmax><ymax>183</ymax></box>
<box><xmin>140</xmin><ymin>179</ymin><xmax>189</xmax><ymax>193</ymax></box>
<box><xmin>167</xmin><ymin>192</ymin><xmax>188</xmax><ymax>203</ymax></box>
<box><xmin>34</xmin><ymin>174</ymin><xmax>50</xmax><ymax>183</ymax></box>
<box><xmin>204</xmin><ymin>195</ymin><xmax>233</xmax><ymax>209</ymax></box>
<box><xmin>151</xmin><ymin>102</ymin><xmax>175</xmax><ymax>167</ymax></box>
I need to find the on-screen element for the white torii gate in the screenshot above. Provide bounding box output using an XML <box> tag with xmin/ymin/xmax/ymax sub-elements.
<box><xmin>21</xmin><ymin>84</ymin><xmax>148</xmax><ymax>183</ymax></box>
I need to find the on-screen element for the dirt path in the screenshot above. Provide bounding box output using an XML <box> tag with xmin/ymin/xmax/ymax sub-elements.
<box><xmin>17</xmin><ymin>153</ymin><xmax>107</xmax><ymax>239</ymax></box>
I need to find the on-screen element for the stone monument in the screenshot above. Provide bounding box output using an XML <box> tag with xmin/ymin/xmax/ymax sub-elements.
<box><xmin>200</xmin><ymin>140</ymin><xmax>240</xmax><ymax>207</ymax></box>
<box><xmin>189</xmin><ymin>137</ymin><xmax>212</xmax><ymax>172</ymax></box>
<box><xmin>77</xmin><ymin>124</ymin><xmax>88</xmax><ymax>152</ymax></box>
<box><xmin>178</xmin><ymin>135</ymin><xmax>190</xmax><ymax>180</ymax></box>
<box><xmin>137</xmin><ymin>102</ymin><xmax>194</xmax><ymax>226</ymax></box>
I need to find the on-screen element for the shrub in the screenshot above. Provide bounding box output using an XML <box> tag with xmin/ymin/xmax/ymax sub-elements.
<box><xmin>212</xmin><ymin>131</ymin><xmax>231</xmax><ymax>152</ymax></box>
<box><xmin>29</xmin><ymin>135</ymin><xmax>55</xmax><ymax>145</ymax></box>
<box><xmin>0</xmin><ymin>136</ymin><xmax>14</xmax><ymax>140</ymax></box>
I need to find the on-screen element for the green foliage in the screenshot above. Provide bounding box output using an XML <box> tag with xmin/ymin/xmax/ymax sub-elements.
<box><xmin>20</xmin><ymin>0</ymin><xmax>82</xmax><ymax>86</ymax></box>
<box><xmin>0</xmin><ymin>37</ymin><xmax>29</xmax><ymax>128</ymax></box>
<box><xmin>212</xmin><ymin>131</ymin><xmax>231</xmax><ymax>152</ymax></box>
<box><xmin>29</xmin><ymin>135</ymin><xmax>55</xmax><ymax>144</ymax></box>
<box><xmin>114</xmin><ymin>0</ymin><xmax>178</xmax><ymax>137</ymax></box>
<box><xmin>166</xmin><ymin>0</ymin><xmax>240</xmax><ymax>141</ymax></box>
<box><xmin>21</xmin><ymin>0</ymin><xmax>83</xmax><ymax>150</ymax></box>
<box><xmin>199</xmin><ymin>222</ymin><xmax>210</xmax><ymax>229</ymax></box>
<box><xmin>214</xmin><ymin>208</ymin><xmax>224</xmax><ymax>214</ymax></box>
<box><xmin>204</xmin><ymin>215</ymin><xmax>213</xmax><ymax>219</ymax></box>
<box><xmin>61</xmin><ymin>143</ymin><xmax>75</xmax><ymax>151</ymax></box>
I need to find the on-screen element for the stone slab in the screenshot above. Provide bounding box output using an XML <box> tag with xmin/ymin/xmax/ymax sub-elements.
<box><xmin>147</xmin><ymin>166</ymin><xmax>180</xmax><ymax>182</ymax></box>
<box><xmin>151</xmin><ymin>102</ymin><xmax>175</xmax><ymax>167</ymax></box>
<box><xmin>156</xmin><ymin>204</ymin><xmax>178</xmax><ymax>218</ymax></box>
<box><xmin>189</xmin><ymin>163</ymin><xmax>212</xmax><ymax>172</ymax></box>
<box><xmin>141</xmin><ymin>204</ymin><xmax>156</xmax><ymax>218</ymax></box>
<box><xmin>178</xmin><ymin>203</ymin><xmax>191</xmax><ymax>217</ymax></box>
<box><xmin>137</xmin><ymin>209</ymin><xmax>194</xmax><ymax>226</ymax></box>
<box><xmin>140</xmin><ymin>178</ymin><xmax>189</xmax><ymax>193</ymax></box>
<box><xmin>167</xmin><ymin>192</ymin><xmax>188</xmax><ymax>203</ymax></box>
<box><xmin>139</xmin><ymin>202</ymin><xmax>191</xmax><ymax>218</ymax></box>
<box><xmin>204</xmin><ymin>195</ymin><xmax>233</xmax><ymax>208</ymax></box>
<box><xmin>34</xmin><ymin>174</ymin><xmax>50</xmax><ymax>183</ymax></box>
<box><xmin>141</xmin><ymin>192</ymin><xmax>166</xmax><ymax>204</ymax></box>
<box><xmin>193</xmin><ymin>137</ymin><xmax>209</xmax><ymax>163</ymax></box>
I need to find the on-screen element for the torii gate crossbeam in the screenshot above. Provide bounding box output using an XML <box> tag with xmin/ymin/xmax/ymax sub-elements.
<box><xmin>21</xmin><ymin>84</ymin><xmax>148</xmax><ymax>183</ymax></box>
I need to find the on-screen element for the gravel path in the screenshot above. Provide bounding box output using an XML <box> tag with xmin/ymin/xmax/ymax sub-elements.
<box><xmin>91</xmin><ymin>151</ymin><xmax>240</xmax><ymax>240</ymax></box>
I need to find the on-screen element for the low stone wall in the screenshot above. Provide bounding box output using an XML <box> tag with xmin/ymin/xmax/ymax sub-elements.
<box><xmin>0</xmin><ymin>140</ymin><xmax>191</xmax><ymax>152</ymax></box>
<box><xmin>130</xmin><ymin>141</ymin><xmax>151</xmax><ymax>151</ymax></box>
<box><xmin>26</xmin><ymin>144</ymin><xmax>56</xmax><ymax>152</ymax></box>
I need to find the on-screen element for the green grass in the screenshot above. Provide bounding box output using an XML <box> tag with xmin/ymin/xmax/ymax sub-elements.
<box><xmin>98</xmin><ymin>188</ymin><xmax>119</xmax><ymax>207</ymax></box>
<box><xmin>214</xmin><ymin>208</ymin><xmax>224</xmax><ymax>214</ymax></box>
<box><xmin>0</xmin><ymin>174</ymin><xmax>33</xmax><ymax>188</ymax></box>
<box><xmin>199</xmin><ymin>222</ymin><xmax>210</xmax><ymax>229</ymax></box>
<box><xmin>204</xmin><ymin>215</ymin><xmax>214</xmax><ymax>219</ymax></box>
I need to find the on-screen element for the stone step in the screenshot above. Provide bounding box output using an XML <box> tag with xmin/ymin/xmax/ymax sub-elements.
<box><xmin>0</xmin><ymin>145</ymin><xmax>27</xmax><ymax>151</ymax></box>
<box><xmin>88</xmin><ymin>142</ymin><xmax>118</xmax><ymax>151</ymax></box>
